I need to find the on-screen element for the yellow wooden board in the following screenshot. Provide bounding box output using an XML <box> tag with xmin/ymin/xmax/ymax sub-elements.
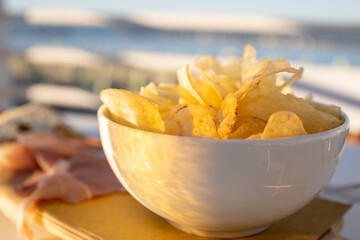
<box><xmin>34</xmin><ymin>193</ymin><xmax>351</xmax><ymax>240</ymax></box>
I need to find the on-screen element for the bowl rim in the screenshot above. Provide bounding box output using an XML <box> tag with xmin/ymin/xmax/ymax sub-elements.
<box><xmin>98</xmin><ymin>104</ymin><xmax>350</xmax><ymax>144</ymax></box>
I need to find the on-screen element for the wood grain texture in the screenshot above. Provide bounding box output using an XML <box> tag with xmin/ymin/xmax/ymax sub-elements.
<box><xmin>34</xmin><ymin>194</ymin><xmax>350</xmax><ymax>240</ymax></box>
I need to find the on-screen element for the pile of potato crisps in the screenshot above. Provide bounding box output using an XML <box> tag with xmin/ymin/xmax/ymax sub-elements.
<box><xmin>100</xmin><ymin>44</ymin><xmax>343</xmax><ymax>139</ymax></box>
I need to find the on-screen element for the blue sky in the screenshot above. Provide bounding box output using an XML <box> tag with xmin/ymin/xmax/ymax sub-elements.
<box><xmin>5</xmin><ymin>0</ymin><xmax>360</xmax><ymax>25</ymax></box>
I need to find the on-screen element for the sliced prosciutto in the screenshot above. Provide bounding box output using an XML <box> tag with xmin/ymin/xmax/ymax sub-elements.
<box><xmin>0</xmin><ymin>143</ymin><xmax>37</xmax><ymax>172</ymax></box>
<box><xmin>0</xmin><ymin>133</ymin><xmax>126</xmax><ymax>239</ymax></box>
<box><xmin>0</xmin><ymin>143</ymin><xmax>38</xmax><ymax>183</ymax></box>
<box><xmin>14</xmin><ymin>133</ymin><xmax>126</xmax><ymax>199</ymax></box>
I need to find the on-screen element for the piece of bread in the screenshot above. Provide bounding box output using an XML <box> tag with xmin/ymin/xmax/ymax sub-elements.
<box><xmin>0</xmin><ymin>103</ymin><xmax>81</xmax><ymax>142</ymax></box>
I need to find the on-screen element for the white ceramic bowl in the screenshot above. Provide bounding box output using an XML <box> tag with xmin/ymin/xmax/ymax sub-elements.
<box><xmin>98</xmin><ymin>105</ymin><xmax>349</xmax><ymax>238</ymax></box>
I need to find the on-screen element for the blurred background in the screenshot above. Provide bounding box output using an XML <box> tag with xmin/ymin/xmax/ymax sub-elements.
<box><xmin>0</xmin><ymin>0</ymin><xmax>359</xmax><ymax>137</ymax></box>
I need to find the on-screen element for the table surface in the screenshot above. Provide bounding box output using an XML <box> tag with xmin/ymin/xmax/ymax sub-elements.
<box><xmin>0</xmin><ymin>112</ymin><xmax>359</xmax><ymax>240</ymax></box>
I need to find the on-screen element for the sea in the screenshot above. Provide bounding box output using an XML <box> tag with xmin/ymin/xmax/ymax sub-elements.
<box><xmin>5</xmin><ymin>16</ymin><xmax>360</xmax><ymax>66</ymax></box>
<box><xmin>3</xmin><ymin>16</ymin><xmax>360</xmax><ymax>132</ymax></box>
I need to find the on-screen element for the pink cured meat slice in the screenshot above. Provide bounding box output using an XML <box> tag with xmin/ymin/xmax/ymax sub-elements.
<box><xmin>18</xmin><ymin>133</ymin><xmax>103</xmax><ymax>158</ymax></box>
<box><xmin>69</xmin><ymin>156</ymin><xmax>126</xmax><ymax>197</ymax></box>
<box><xmin>18</xmin><ymin>157</ymin><xmax>126</xmax><ymax>198</ymax></box>
<box><xmin>0</xmin><ymin>143</ymin><xmax>37</xmax><ymax>172</ymax></box>
<box><xmin>17</xmin><ymin>133</ymin><xmax>126</xmax><ymax>198</ymax></box>
<box><xmin>18</xmin><ymin>173</ymin><xmax>94</xmax><ymax>238</ymax></box>
<box><xmin>12</xmin><ymin>133</ymin><xmax>127</xmax><ymax>238</ymax></box>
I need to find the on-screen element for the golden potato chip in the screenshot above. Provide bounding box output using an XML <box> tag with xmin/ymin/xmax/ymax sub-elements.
<box><xmin>250</xmin><ymin>58</ymin><xmax>296</xmax><ymax>83</ymax></box>
<box><xmin>195</xmin><ymin>56</ymin><xmax>222</xmax><ymax>73</ymax></box>
<box><xmin>241</xmin><ymin>44</ymin><xmax>257</xmax><ymax>80</ymax></box>
<box><xmin>162</xmin><ymin>104</ymin><xmax>187</xmax><ymax>121</ymax></box>
<box><xmin>256</xmin><ymin>74</ymin><xmax>278</xmax><ymax>92</ymax></box>
<box><xmin>164</xmin><ymin>120</ymin><xmax>180</xmax><ymax>136</ymax></box>
<box><xmin>278</xmin><ymin>67</ymin><xmax>303</xmax><ymax>94</ymax></box>
<box><xmin>194</xmin><ymin>74</ymin><xmax>223</xmax><ymax>108</ymax></box>
<box><xmin>303</xmin><ymin>94</ymin><xmax>343</xmax><ymax>123</ymax></box>
<box><xmin>221</xmin><ymin>56</ymin><xmax>242</xmax><ymax>83</ymax></box>
<box><xmin>172</xmin><ymin>104</ymin><xmax>218</xmax><ymax>138</ymax></box>
<box><xmin>202</xmin><ymin>70</ymin><xmax>237</xmax><ymax>98</ymax></box>
<box><xmin>235</xmin><ymin>58</ymin><xmax>297</xmax><ymax>99</ymax></box>
<box><xmin>177</xmin><ymin>65</ymin><xmax>223</xmax><ymax>108</ymax></box>
<box><xmin>238</xmin><ymin>86</ymin><xmax>343</xmax><ymax>134</ymax></box>
<box><xmin>247</xmin><ymin>133</ymin><xmax>262</xmax><ymax>140</ymax></box>
<box><xmin>177</xmin><ymin>65</ymin><xmax>205</xmax><ymax>105</ymax></box>
<box><xmin>241</xmin><ymin>44</ymin><xmax>273</xmax><ymax>83</ymax></box>
<box><xmin>216</xmin><ymin>93</ymin><xmax>238</xmax><ymax>139</ymax></box>
<box><xmin>275</xmin><ymin>74</ymin><xmax>290</xmax><ymax>95</ymax></box>
<box><xmin>156</xmin><ymin>84</ymin><xmax>199</xmax><ymax>105</ymax></box>
<box><xmin>308</xmin><ymin>101</ymin><xmax>342</xmax><ymax>120</ymax></box>
<box><xmin>320</xmin><ymin>111</ymin><xmax>344</xmax><ymax>129</ymax></box>
<box><xmin>229</xmin><ymin>116</ymin><xmax>266</xmax><ymax>139</ymax></box>
<box><xmin>315</xmin><ymin>104</ymin><xmax>342</xmax><ymax>120</ymax></box>
<box><xmin>195</xmin><ymin>56</ymin><xmax>241</xmax><ymax>86</ymax></box>
<box><xmin>255</xmin><ymin>62</ymin><xmax>299</xmax><ymax>94</ymax></box>
<box><xmin>195</xmin><ymin>56</ymin><xmax>242</xmax><ymax>83</ymax></box>
<box><xmin>262</xmin><ymin>111</ymin><xmax>307</xmax><ymax>139</ymax></box>
<box><xmin>100</xmin><ymin>89</ymin><xmax>165</xmax><ymax>133</ymax></box>
<box><xmin>140</xmin><ymin>82</ymin><xmax>176</xmax><ymax>113</ymax></box>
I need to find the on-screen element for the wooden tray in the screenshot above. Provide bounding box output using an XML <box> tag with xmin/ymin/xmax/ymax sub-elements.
<box><xmin>32</xmin><ymin>193</ymin><xmax>350</xmax><ymax>240</ymax></box>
